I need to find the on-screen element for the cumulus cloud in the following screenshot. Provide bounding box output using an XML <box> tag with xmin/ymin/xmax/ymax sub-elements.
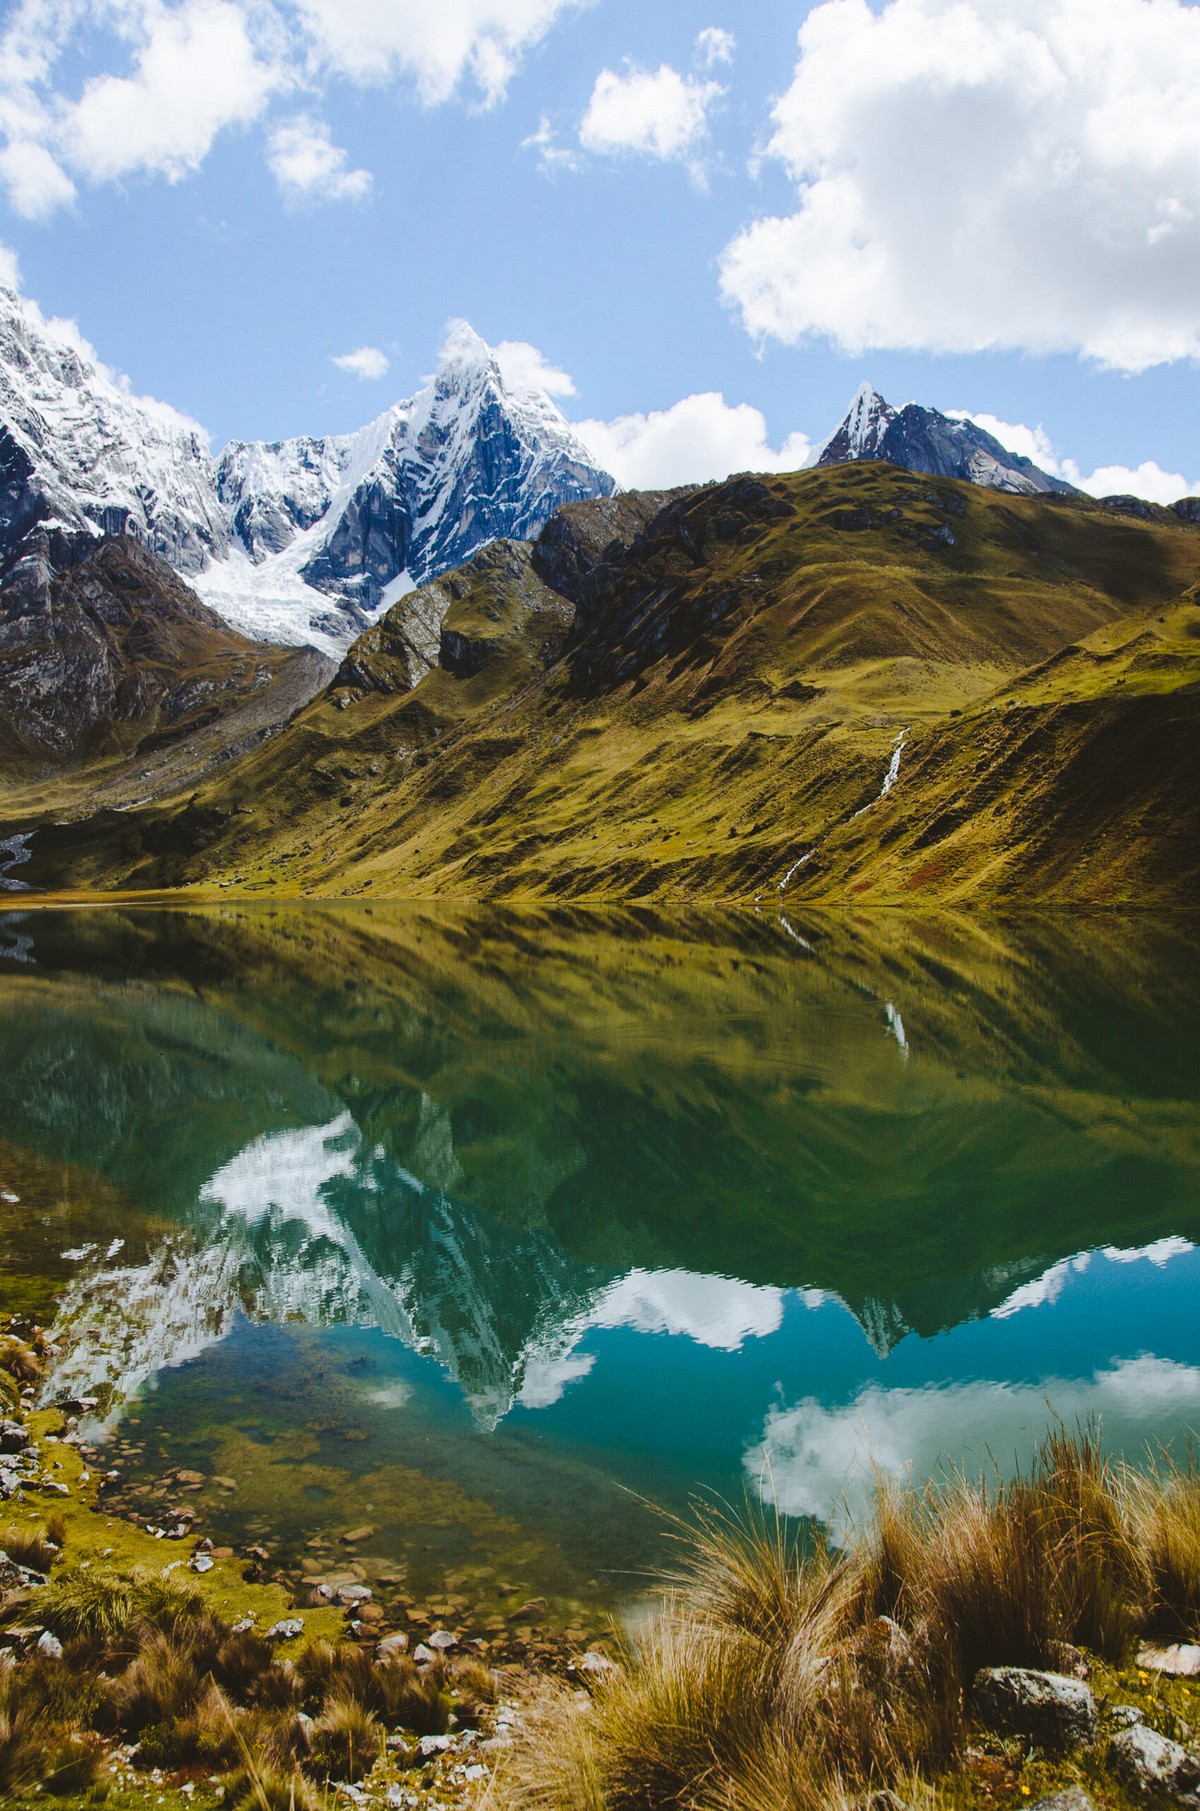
<box><xmin>720</xmin><ymin>0</ymin><xmax>1200</xmax><ymax>372</ymax></box>
<box><xmin>572</xmin><ymin>391</ymin><xmax>812</xmax><ymax>489</ymax></box>
<box><xmin>61</xmin><ymin>0</ymin><xmax>282</xmax><ymax>185</ymax></box>
<box><xmin>0</xmin><ymin>136</ymin><xmax>74</xmax><ymax>217</ymax></box>
<box><xmin>288</xmin><ymin>0</ymin><xmax>580</xmax><ymax>105</ymax></box>
<box><xmin>951</xmin><ymin>409</ymin><xmax>1200</xmax><ymax>503</ymax></box>
<box><xmin>695</xmin><ymin>26</ymin><xmax>735</xmax><ymax>69</ymax></box>
<box><xmin>516</xmin><ymin>1267</ymin><xmax>785</xmax><ymax>1412</ymax></box>
<box><xmin>267</xmin><ymin>115</ymin><xmax>372</xmax><ymax>206</ymax></box>
<box><xmin>494</xmin><ymin>337</ymin><xmax>575</xmax><ymax>396</ymax></box>
<box><xmin>331</xmin><ymin>345</ymin><xmax>390</xmax><ymax>380</ymax></box>
<box><xmin>580</xmin><ymin>62</ymin><xmax>723</xmax><ymax>164</ymax></box>
<box><xmin>0</xmin><ymin>0</ymin><xmax>580</xmax><ymax>218</ymax></box>
<box><xmin>747</xmin><ymin>1353</ymin><xmax>1200</xmax><ymax>1535</ymax></box>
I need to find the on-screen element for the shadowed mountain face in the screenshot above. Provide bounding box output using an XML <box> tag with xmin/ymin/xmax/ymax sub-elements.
<box><xmin>0</xmin><ymin>536</ymin><xmax>321</xmax><ymax>763</ymax></box>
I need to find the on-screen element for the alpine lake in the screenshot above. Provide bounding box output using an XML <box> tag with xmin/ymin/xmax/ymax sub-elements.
<box><xmin>1</xmin><ymin>902</ymin><xmax>1198</xmax><ymax>1656</ymax></box>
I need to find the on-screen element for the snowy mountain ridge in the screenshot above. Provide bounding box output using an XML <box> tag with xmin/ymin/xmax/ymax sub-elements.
<box><xmin>812</xmin><ymin>381</ymin><xmax>1078</xmax><ymax>496</ymax></box>
<box><xmin>0</xmin><ymin>282</ymin><xmax>232</xmax><ymax>576</ymax></box>
<box><xmin>0</xmin><ymin>290</ymin><xmax>616</xmax><ymax>654</ymax></box>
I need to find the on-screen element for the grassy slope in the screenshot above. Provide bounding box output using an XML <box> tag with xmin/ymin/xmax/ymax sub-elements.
<box><xmin>15</xmin><ymin>465</ymin><xmax>1200</xmax><ymax>905</ymax></box>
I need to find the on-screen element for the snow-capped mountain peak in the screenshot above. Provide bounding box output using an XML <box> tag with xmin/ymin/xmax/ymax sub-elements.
<box><xmin>813</xmin><ymin>382</ymin><xmax>1077</xmax><ymax>497</ymax></box>
<box><xmin>0</xmin><ymin>281</ymin><xmax>231</xmax><ymax>576</ymax></box>
<box><xmin>0</xmin><ymin>285</ymin><xmax>616</xmax><ymax>654</ymax></box>
<box><xmin>199</xmin><ymin>319</ymin><xmax>615</xmax><ymax>650</ymax></box>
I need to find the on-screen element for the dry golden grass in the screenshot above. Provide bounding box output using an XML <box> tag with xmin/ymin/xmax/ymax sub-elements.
<box><xmin>500</xmin><ymin>1428</ymin><xmax>1200</xmax><ymax>1811</ymax></box>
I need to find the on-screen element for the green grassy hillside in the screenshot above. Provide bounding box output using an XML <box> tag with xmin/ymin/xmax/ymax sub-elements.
<box><xmin>11</xmin><ymin>464</ymin><xmax>1200</xmax><ymax>905</ymax></box>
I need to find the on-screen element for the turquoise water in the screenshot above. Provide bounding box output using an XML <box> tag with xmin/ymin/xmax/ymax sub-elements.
<box><xmin>0</xmin><ymin>904</ymin><xmax>1197</xmax><ymax>1617</ymax></box>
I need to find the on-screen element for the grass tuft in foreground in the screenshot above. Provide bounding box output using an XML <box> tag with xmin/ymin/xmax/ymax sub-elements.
<box><xmin>500</xmin><ymin>1427</ymin><xmax>1200</xmax><ymax>1811</ymax></box>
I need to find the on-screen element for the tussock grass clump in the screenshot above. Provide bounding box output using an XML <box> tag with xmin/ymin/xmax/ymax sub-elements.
<box><xmin>310</xmin><ymin>1692</ymin><xmax>382</xmax><ymax>1783</ymax></box>
<box><xmin>40</xmin><ymin>1564</ymin><xmax>206</xmax><ymax>1646</ymax></box>
<box><xmin>501</xmin><ymin>1428</ymin><xmax>1200</xmax><ymax>1811</ymax></box>
<box><xmin>1130</xmin><ymin>1452</ymin><xmax>1200</xmax><ymax>1637</ymax></box>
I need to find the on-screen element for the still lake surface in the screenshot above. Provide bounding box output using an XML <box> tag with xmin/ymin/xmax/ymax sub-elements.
<box><xmin>0</xmin><ymin>904</ymin><xmax>1198</xmax><ymax>1625</ymax></box>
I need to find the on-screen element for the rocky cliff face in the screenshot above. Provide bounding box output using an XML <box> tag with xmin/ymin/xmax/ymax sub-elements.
<box><xmin>0</xmin><ymin>534</ymin><xmax>305</xmax><ymax>764</ymax></box>
<box><xmin>814</xmin><ymin>383</ymin><xmax>1078</xmax><ymax>496</ymax></box>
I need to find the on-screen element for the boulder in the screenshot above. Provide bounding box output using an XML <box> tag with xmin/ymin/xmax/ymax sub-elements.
<box><xmin>973</xmin><ymin>1667</ymin><xmax>1097</xmax><ymax>1749</ymax></box>
<box><xmin>1138</xmin><ymin>1645</ymin><xmax>1200</xmax><ymax>1679</ymax></box>
<box><xmin>1027</xmin><ymin>1791</ymin><xmax>1095</xmax><ymax>1811</ymax></box>
<box><xmin>1109</xmin><ymin>1724</ymin><xmax>1200</xmax><ymax>1805</ymax></box>
<box><xmin>0</xmin><ymin>1422</ymin><xmax>30</xmax><ymax>1454</ymax></box>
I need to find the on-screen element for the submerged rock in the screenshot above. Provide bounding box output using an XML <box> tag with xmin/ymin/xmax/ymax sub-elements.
<box><xmin>973</xmin><ymin>1667</ymin><xmax>1097</xmax><ymax>1749</ymax></box>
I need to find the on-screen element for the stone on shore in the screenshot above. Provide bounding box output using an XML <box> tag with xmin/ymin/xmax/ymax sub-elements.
<box><xmin>1108</xmin><ymin>1724</ymin><xmax>1200</xmax><ymax>1805</ymax></box>
<box><xmin>973</xmin><ymin>1667</ymin><xmax>1097</xmax><ymax>1749</ymax></box>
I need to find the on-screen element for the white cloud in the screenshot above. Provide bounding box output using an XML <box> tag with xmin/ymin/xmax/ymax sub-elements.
<box><xmin>1063</xmin><ymin>459</ymin><xmax>1199</xmax><ymax>506</ymax></box>
<box><xmin>60</xmin><ymin>0</ymin><xmax>282</xmax><ymax>185</ymax></box>
<box><xmin>0</xmin><ymin>239</ymin><xmax>19</xmax><ymax>289</ymax></box>
<box><xmin>288</xmin><ymin>0</ymin><xmax>581</xmax><ymax>105</ymax></box>
<box><xmin>515</xmin><ymin>1267</ymin><xmax>785</xmax><ymax>1412</ymax></box>
<box><xmin>521</xmin><ymin>113</ymin><xmax>580</xmax><ymax>176</ymax></box>
<box><xmin>0</xmin><ymin>136</ymin><xmax>74</xmax><ymax>216</ymax></box>
<box><xmin>696</xmin><ymin>26</ymin><xmax>735</xmax><ymax>70</ymax></box>
<box><xmin>747</xmin><ymin>1354</ymin><xmax>1200</xmax><ymax>1535</ymax></box>
<box><xmin>331</xmin><ymin>345</ymin><xmax>390</xmax><ymax>380</ymax></box>
<box><xmin>580</xmin><ymin>62</ymin><xmax>723</xmax><ymax>163</ymax></box>
<box><xmin>0</xmin><ymin>0</ymin><xmax>579</xmax><ymax>217</ymax></box>
<box><xmin>494</xmin><ymin>337</ymin><xmax>575</xmax><ymax>396</ymax></box>
<box><xmin>951</xmin><ymin>408</ymin><xmax>1200</xmax><ymax>503</ymax></box>
<box><xmin>572</xmin><ymin>391</ymin><xmax>812</xmax><ymax>489</ymax></box>
<box><xmin>267</xmin><ymin>115</ymin><xmax>372</xmax><ymax>206</ymax></box>
<box><xmin>720</xmin><ymin>0</ymin><xmax>1200</xmax><ymax>372</ymax></box>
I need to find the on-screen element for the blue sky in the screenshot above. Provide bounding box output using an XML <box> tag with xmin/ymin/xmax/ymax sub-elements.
<box><xmin>1</xmin><ymin>0</ymin><xmax>1198</xmax><ymax>498</ymax></box>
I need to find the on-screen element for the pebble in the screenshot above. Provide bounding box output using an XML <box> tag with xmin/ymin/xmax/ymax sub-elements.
<box><xmin>264</xmin><ymin>1618</ymin><xmax>304</xmax><ymax>1642</ymax></box>
<box><xmin>428</xmin><ymin>1629</ymin><xmax>458</xmax><ymax>1651</ymax></box>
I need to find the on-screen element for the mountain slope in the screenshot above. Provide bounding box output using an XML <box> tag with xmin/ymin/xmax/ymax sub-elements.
<box><xmin>0</xmin><ymin>534</ymin><xmax>331</xmax><ymax>827</ymax></box>
<box><xmin>12</xmin><ymin>462</ymin><xmax>1200</xmax><ymax>907</ymax></box>
<box><xmin>814</xmin><ymin>382</ymin><xmax>1078</xmax><ymax>496</ymax></box>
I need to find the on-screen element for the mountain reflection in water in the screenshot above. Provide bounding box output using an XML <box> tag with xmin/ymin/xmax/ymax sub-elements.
<box><xmin>0</xmin><ymin>904</ymin><xmax>1197</xmax><ymax>1585</ymax></box>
